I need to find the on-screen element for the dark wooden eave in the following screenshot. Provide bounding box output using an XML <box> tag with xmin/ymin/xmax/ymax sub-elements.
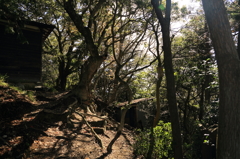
<box><xmin>116</xmin><ymin>98</ymin><xmax>154</xmax><ymax>108</ymax></box>
<box><xmin>23</xmin><ymin>21</ymin><xmax>55</xmax><ymax>41</ymax></box>
<box><xmin>0</xmin><ymin>19</ymin><xmax>55</xmax><ymax>42</ymax></box>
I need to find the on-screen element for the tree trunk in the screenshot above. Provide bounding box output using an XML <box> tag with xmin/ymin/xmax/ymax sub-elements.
<box><xmin>202</xmin><ymin>0</ymin><xmax>240</xmax><ymax>158</ymax></box>
<box><xmin>56</xmin><ymin>75</ymin><xmax>67</xmax><ymax>91</ymax></box>
<box><xmin>73</xmin><ymin>56</ymin><xmax>105</xmax><ymax>101</ymax></box>
<box><xmin>238</xmin><ymin>24</ymin><xmax>240</xmax><ymax>59</ymax></box>
<box><xmin>153</xmin><ymin>65</ymin><xmax>164</xmax><ymax>127</ymax></box>
<box><xmin>151</xmin><ymin>0</ymin><xmax>183</xmax><ymax>158</ymax></box>
<box><xmin>56</xmin><ymin>59</ymin><xmax>68</xmax><ymax>91</ymax></box>
<box><xmin>162</xmin><ymin>23</ymin><xmax>183</xmax><ymax>159</ymax></box>
<box><xmin>199</xmin><ymin>82</ymin><xmax>205</xmax><ymax>121</ymax></box>
<box><xmin>107</xmin><ymin>79</ymin><xmax>119</xmax><ymax>104</ymax></box>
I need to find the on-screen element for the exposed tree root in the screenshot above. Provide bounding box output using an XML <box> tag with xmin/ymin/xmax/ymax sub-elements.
<box><xmin>36</xmin><ymin>95</ymin><xmax>105</xmax><ymax>148</ymax></box>
<box><xmin>74</xmin><ymin>111</ymin><xmax>109</xmax><ymax>121</ymax></box>
<box><xmin>107</xmin><ymin>108</ymin><xmax>128</xmax><ymax>153</ymax></box>
<box><xmin>75</xmin><ymin>111</ymin><xmax>103</xmax><ymax>148</ymax></box>
<box><xmin>42</xmin><ymin>97</ymin><xmax>78</xmax><ymax>115</ymax></box>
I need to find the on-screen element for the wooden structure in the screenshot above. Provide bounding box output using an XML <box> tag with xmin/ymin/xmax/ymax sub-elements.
<box><xmin>0</xmin><ymin>19</ymin><xmax>54</xmax><ymax>83</ymax></box>
<box><xmin>115</xmin><ymin>98</ymin><xmax>154</xmax><ymax>128</ymax></box>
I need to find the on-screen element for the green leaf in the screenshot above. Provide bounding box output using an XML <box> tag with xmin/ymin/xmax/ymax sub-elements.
<box><xmin>159</xmin><ymin>4</ymin><xmax>165</xmax><ymax>10</ymax></box>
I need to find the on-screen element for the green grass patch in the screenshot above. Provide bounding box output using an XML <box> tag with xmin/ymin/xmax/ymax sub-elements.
<box><xmin>0</xmin><ymin>74</ymin><xmax>36</xmax><ymax>102</ymax></box>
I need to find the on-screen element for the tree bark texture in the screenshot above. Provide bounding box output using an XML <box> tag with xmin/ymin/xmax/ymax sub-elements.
<box><xmin>202</xmin><ymin>0</ymin><xmax>240</xmax><ymax>158</ymax></box>
<box><xmin>74</xmin><ymin>56</ymin><xmax>105</xmax><ymax>101</ymax></box>
<box><xmin>151</xmin><ymin>0</ymin><xmax>183</xmax><ymax>159</ymax></box>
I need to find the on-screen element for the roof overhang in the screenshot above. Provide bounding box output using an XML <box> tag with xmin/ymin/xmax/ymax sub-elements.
<box><xmin>0</xmin><ymin>19</ymin><xmax>55</xmax><ymax>42</ymax></box>
<box><xmin>116</xmin><ymin>98</ymin><xmax>154</xmax><ymax>108</ymax></box>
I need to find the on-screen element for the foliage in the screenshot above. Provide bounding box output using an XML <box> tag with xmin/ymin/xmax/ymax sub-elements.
<box><xmin>23</xmin><ymin>90</ymin><xmax>36</xmax><ymax>102</ymax></box>
<box><xmin>202</xmin><ymin>99</ymin><xmax>219</xmax><ymax>127</ymax></box>
<box><xmin>169</xmin><ymin>6</ymin><xmax>220</xmax><ymax>157</ymax></box>
<box><xmin>42</xmin><ymin>54</ymin><xmax>58</xmax><ymax>89</ymax></box>
<box><xmin>0</xmin><ymin>0</ymin><xmax>33</xmax><ymax>42</ymax></box>
<box><xmin>182</xmin><ymin>121</ymin><xmax>202</xmax><ymax>159</ymax></box>
<box><xmin>0</xmin><ymin>74</ymin><xmax>8</xmax><ymax>87</ymax></box>
<box><xmin>134</xmin><ymin>121</ymin><xmax>173</xmax><ymax>159</ymax></box>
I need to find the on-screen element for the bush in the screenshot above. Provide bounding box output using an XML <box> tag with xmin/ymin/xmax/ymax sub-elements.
<box><xmin>134</xmin><ymin>120</ymin><xmax>173</xmax><ymax>159</ymax></box>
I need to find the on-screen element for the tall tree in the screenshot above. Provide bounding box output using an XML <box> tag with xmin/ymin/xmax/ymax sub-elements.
<box><xmin>151</xmin><ymin>0</ymin><xmax>183</xmax><ymax>158</ymax></box>
<box><xmin>61</xmin><ymin>0</ymin><xmax>109</xmax><ymax>102</ymax></box>
<box><xmin>201</xmin><ymin>0</ymin><xmax>240</xmax><ymax>158</ymax></box>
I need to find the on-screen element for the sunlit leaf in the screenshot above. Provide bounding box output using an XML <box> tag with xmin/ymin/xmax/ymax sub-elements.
<box><xmin>158</xmin><ymin>4</ymin><xmax>165</xmax><ymax>10</ymax></box>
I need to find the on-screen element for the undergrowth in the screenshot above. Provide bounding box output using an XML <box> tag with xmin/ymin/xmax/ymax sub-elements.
<box><xmin>0</xmin><ymin>74</ymin><xmax>36</xmax><ymax>102</ymax></box>
<box><xmin>134</xmin><ymin>120</ymin><xmax>173</xmax><ymax>159</ymax></box>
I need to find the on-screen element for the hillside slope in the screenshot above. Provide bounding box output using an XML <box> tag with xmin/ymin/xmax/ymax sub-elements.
<box><xmin>0</xmin><ymin>84</ymin><xmax>140</xmax><ymax>159</ymax></box>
